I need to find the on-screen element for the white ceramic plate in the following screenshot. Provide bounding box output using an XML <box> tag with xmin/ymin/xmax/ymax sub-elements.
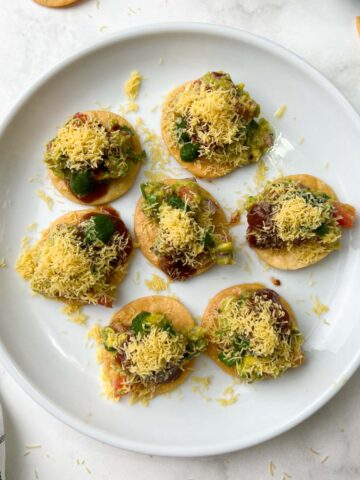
<box><xmin>0</xmin><ymin>23</ymin><xmax>360</xmax><ymax>457</ymax></box>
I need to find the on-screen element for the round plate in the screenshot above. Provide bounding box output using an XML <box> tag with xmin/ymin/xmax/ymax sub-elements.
<box><xmin>0</xmin><ymin>23</ymin><xmax>360</xmax><ymax>457</ymax></box>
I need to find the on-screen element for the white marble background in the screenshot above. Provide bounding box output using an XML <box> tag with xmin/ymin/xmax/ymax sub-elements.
<box><xmin>1</xmin><ymin>0</ymin><xmax>360</xmax><ymax>479</ymax></box>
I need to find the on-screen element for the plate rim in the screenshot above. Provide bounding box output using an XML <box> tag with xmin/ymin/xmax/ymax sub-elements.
<box><xmin>1</xmin><ymin>21</ymin><xmax>360</xmax><ymax>457</ymax></box>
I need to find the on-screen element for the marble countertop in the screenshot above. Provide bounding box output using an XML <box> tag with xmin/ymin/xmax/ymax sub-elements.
<box><xmin>1</xmin><ymin>1</ymin><xmax>360</xmax><ymax>479</ymax></box>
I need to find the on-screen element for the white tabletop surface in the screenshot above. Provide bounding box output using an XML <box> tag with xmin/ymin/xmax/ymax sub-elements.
<box><xmin>1</xmin><ymin>0</ymin><xmax>360</xmax><ymax>479</ymax></box>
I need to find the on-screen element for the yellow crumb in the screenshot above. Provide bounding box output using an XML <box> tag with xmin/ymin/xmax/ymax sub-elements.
<box><xmin>62</xmin><ymin>305</ymin><xmax>88</xmax><ymax>325</ymax></box>
<box><xmin>96</xmin><ymin>0</ymin><xmax>100</xmax><ymax>8</ymax></box>
<box><xmin>323</xmin><ymin>318</ymin><xmax>331</xmax><ymax>325</ymax></box>
<box><xmin>87</xmin><ymin>324</ymin><xmax>102</xmax><ymax>343</ymax></box>
<box><xmin>309</xmin><ymin>447</ymin><xmax>320</xmax><ymax>455</ymax></box>
<box><xmin>36</xmin><ymin>190</ymin><xmax>54</xmax><ymax>210</ymax></box>
<box><xmin>298</xmin><ymin>136</ymin><xmax>305</xmax><ymax>144</ymax></box>
<box><xmin>253</xmin><ymin>159</ymin><xmax>268</xmax><ymax>188</ymax></box>
<box><xmin>144</xmin><ymin>273</ymin><xmax>169</xmax><ymax>292</ymax></box>
<box><xmin>216</xmin><ymin>395</ymin><xmax>238</xmax><ymax>406</ymax></box>
<box><xmin>312</xmin><ymin>297</ymin><xmax>329</xmax><ymax>317</ymax></box>
<box><xmin>150</xmin><ymin>105</ymin><xmax>158</xmax><ymax>112</ymax></box>
<box><xmin>0</xmin><ymin>258</ymin><xmax>6</xmax><ymax>268</ymax></box>
<box><xmin>27</xmin><ymin>222</ymin><xmax>38</xmax><ymax>232</ymax></box>
<box><xmin>321</xmin><ymin>455</ymin><xmax>329</xmax><ymax>464</ymax></box>
<box><xmin>308</xmin><ymin>273</ymin><xmax>315</xmax><ymax>286</ymax></box>
<box><xmin>192</xmin><ymin>385</ymin><xmax>212</xmax><ymax>402</ymax></box>
<box><xmin>119</xmin><ymin>102</ymin><xmax>139</xmax><ymax>114</ymax></box>
<box><xmin>191</xmin><ymin>376</ymin><xmax>212</xmax><ymax>389</ymax></box>
<box><xmin>159</xmin><ymin>57</ymin><xmax>164</xmax><ymax>65</ymax></box>
<box><xmin>21</xmin><ymin>236</ymin><xmax>32</xmax><ymax>250</ymax></box>
<box><xmin>274</xmin><ymin>104</ymin><xmax>287</xmax><ymax>119</ymax></box>
<box><xmin>269</xmin><ymin>460</ymin><xmax>276</xmax><ymax>476</ymax></box>
<box><xmin>356</xmin><ymin>16</ymin><xmax>360</xmax><ymax>35</ymax></box>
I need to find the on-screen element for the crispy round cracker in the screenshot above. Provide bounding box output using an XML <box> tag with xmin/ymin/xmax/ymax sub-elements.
<box><xmin>38</xmin><ymin>206</ymin><xmax>132</xmax><ymax>306</ymax></box>
<box><xmin>251</xmin><ymin>174</ymin><xmax>339</xmax><ymax>270</ymax></box>
<box><xmin>202</xmin><ymin>283</ymin><xmax>302</xmax><ymax>378</ymax></box>
<box><xmin>134</xmin><ymin>179</ymin><xmax>231</xmax><ymax>279</ymax></box>
<box><xmin>33</xmin><ymin>0</ymin><xmax>78</xmax><ymax>7</ymax></box>
<box><xmin>161</xmin><ymin>83</ymin><xmax>236</xmax><ymax>179</ymax></box>
<box><xmin>47</xmin><ymin>110</ymin><xmax>143</xmax><ymax>205</ymax></box>
<box><xmin>109</xmin><ymin>296</ymin><xmax>196</xmax><ymax>398</ymax></box>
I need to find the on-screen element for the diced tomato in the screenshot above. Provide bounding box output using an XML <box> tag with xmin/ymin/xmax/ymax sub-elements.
<box><xmin>333</xmin><ymin>202</ymin><xmax>356</xmax><ymax>228</ymax></box>
<box><xmin>177</xmin><ymin>186</ymin><xmax>196</xmax><ymax>202</ymax></box>
<box><xmin>73</xmin><ymin>112</ymin><xmax>88</xmax><ymax>123</ymax></box>
<box><xmin>97</xmin><ymin>296</ymin><xmax>113</xmax><ymax>308</ymax></box>
<box><xmin>112</xmin><ymin>374</ymin><xmax>125</xmax><ymax>393</ymax></box>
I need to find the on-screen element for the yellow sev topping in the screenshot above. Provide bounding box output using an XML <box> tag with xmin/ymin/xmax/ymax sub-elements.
<box><xmin>214</xmin><ymin>295</ymin><xmax>281</xmax><ymax>357</ymax></box>
<box><xmin>16</xmin><ymin>224</ymin><xmax>129</xmax><ymax>304</ymax></box>
<box><xmin>123</xmin><ymin>327</ymin><xmax>186</xmax><ymax>379</ymax></box>
<box><xmin>47</xmin><ymin>118</ymin><xmax>109</xmax><ymax>171</ymax></box>
<box><xmin>208</xmin><ymin>291</ymin><xmax>303</xmax><ymax>380</ymax></box>
<box><xmin>175</xmin><ymin>81</ymin><xmax>241</xmax><ymax>148</ymax></box>
<box><xmin>155</xmin><ymin>203</ymin><xmax>206</xmax><ymax>266</ymax></box>
<box><xmin>274</xmin><ymin>197</ymin><xmax>324</xmax><ymax>242</ymax></box>
<box><xmin>144</xmin><ymin>273</ymin><xmax>169</xmax><ymax>292</ymax></box>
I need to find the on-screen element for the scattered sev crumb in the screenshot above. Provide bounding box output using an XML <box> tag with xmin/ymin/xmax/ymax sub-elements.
<box><xmin>191</xmin><ymin>376</ymin><xmax>212</xmax><ymax>389</ymax></box>
<box><xmin>119</xmin><ymin>102</ymin><xmax>139</xmax><ymax>114</ymax></box>
<box><xmin>308</xmin><ymin>273</ymin><xmax>315</xmax><ymax>286</ymax></box>
<box><xmin>150</xmin><ymin>104</ymin><xmax>158</xmax><ymax>113</ymax></box>
<box><xmin>159</xmin><ymin>57</ymin><xmax>164</xmax><ymax>65</ymax></box>
<box><xmin>34</xmin><ymin>470</ymin><xmax>39</xmax><ymax>479</ymax></box>
<box><xmin>26</xmin><ymin>444</ymin><xmax>42</xmax><ymax>449</ymax></box>
<box><xmin>253</xmin><ymin>159</ymin><xmax>268</xmax><ymax>188</ymax></box>
<box><xmin>144</xmin><ymin>273</ymin><xmax>169</xmax><ymax>292</ymax></box>
<box><xmin>21</xmin><ymin>236</ymin><xmax>32</xmax><ymax>250</ymax></box>
<box><xmin>270</xmin><ymin>277</ymin><xmax>281</xmax><ymax>286</ymax></box>
<box><xmin>229</xmin><ymin>209</ymin><xmax>241</xmax><ymax>226</ymax></box>
<box><xmin>217</xmin><ymin>386</ymin><xmax>239</xmax><ymax>406</ymax></box>
<box><xmin>298</xmin><ymin>136</ymin><xmax>305</xmax><ymax>144</ymax></box>
<box><xmin>274</xmin><ymin>104</ymin><xmax>287</xmax><ymax>119</ymax></box>
<box><xmin>36</xmin><ymin>190</ymin><xmax>54</xmax><ymax>210</ymax></box>
<box><xmin>24</xmin><ymin>451</ymin><xmax>31</xmax><ymax>456</ymax></box>
<box><xmin>312</xmin><ymin>297</ymin><xmax>329</xmax><ymax>317</ymax></box>
<box><xmin>99</xmin><ymin>25</ymin><xmax>107</xmax><ymax>32</ymax></box>
<box><xmin>135</xmin><ymin>117</ymin><xmax>171</xmax><ymax>172</ymax></box>
<box><xmin>269</xmin><ymin>460</ymin><xmax>276</xmax><ymax>476</ymax></box>
<box><xmin>94</xmin><ymin>100</ymin><xmax>111</xmax><ymax>111</ymax></box>
<box><xmin>96</xmin><ymin>0</ymin><xmax>100</xmax><ymax>8</ymax></box>
<box><xmin>62</xmin><ymin>304</ymin><xmax>88</xmax><ymax>325</ymax></box>
<box><xmin>309</xmin><ymin>447</ymin><xmax>320</xmax><ymax>456</ymax></box>
<box><xmin>356</xmin><ymin>17</ymin><xmax>360</xmax><ymax>35</ymax></box>
<box><xmin>27</xmin><ymin>222</ymin><xmax>38</xmax><ymax>232</ymax></box>
<box><xmin>0</xmin><ymin>258</ymin><xmax>6</xmax><ymax>268</ymax></box>
<box><xmin>87</xmin><ymin>324</ymin><xmax>102</xmax><ymax>344</ymax></box>
<box><xmin>323</xmin><ymin>160</ymin><xmax>329</xmax><ymax>170</ymax></box>
<box><xmin>124</xmin><ymin>71</ymin><xmax>142</xmax><ymax>101</ymax></box>
<box><xmin>323</xmin><ymin>318</ymin><xmax>331</xmax><ymax>326</ymax></box>
<box><xmin>281</xmin><ymin>473</ymin><xmax>292</xmax><ymax>480</ymax></box>
<box><xmin>321</xmin><ymin>455</ymin><xmax>329</xmax><ymax>464</ymax></box>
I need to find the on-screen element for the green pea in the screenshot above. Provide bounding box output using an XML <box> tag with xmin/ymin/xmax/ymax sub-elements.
<box><xmin>70</xmin><ymin>171</ymin><xmax>93</xmax><ymax>197</ymax></box>
<box><xmin>180</xmin><ymin>143</ymin><xmax>200</xmax><ymax>162</ymax></box>
<box><xmin>84</xmin><ymin>214</ymin><xmax>116</xmax><ymax>244</ymax></box>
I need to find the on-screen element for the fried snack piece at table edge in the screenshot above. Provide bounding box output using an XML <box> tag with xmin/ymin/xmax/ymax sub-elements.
<box><xmin>45</xmin><ymin>110</ymin><xmax>145</xmax><ymax>205</ymax></box>
<box><xmin>202</xmin><ymin>283</ymin><xmax>304</xmax><ymax>382</ymax></box>
<box><xmin>245</xmin><ymin>174</ymin><xmax>356</xmax><ymax>270</ymax></box>
<box><xmin>161</xmin><ymin>71</ymin><xmax>273</xmax><ymax>179</ymax></box>
<box><xmin>16</xmin><ymin>206</ymin><xmax>133</xmax><ymax>307</ymax></box>
<box><xmin>134</xmin><ymin>177</ymin><xmax>233</xmax><ymax>281</ymax></box>
<box><xmin>96</xmin><ymin>296</ymin><xmax>207</xmax><ymax>403</ymax></box>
